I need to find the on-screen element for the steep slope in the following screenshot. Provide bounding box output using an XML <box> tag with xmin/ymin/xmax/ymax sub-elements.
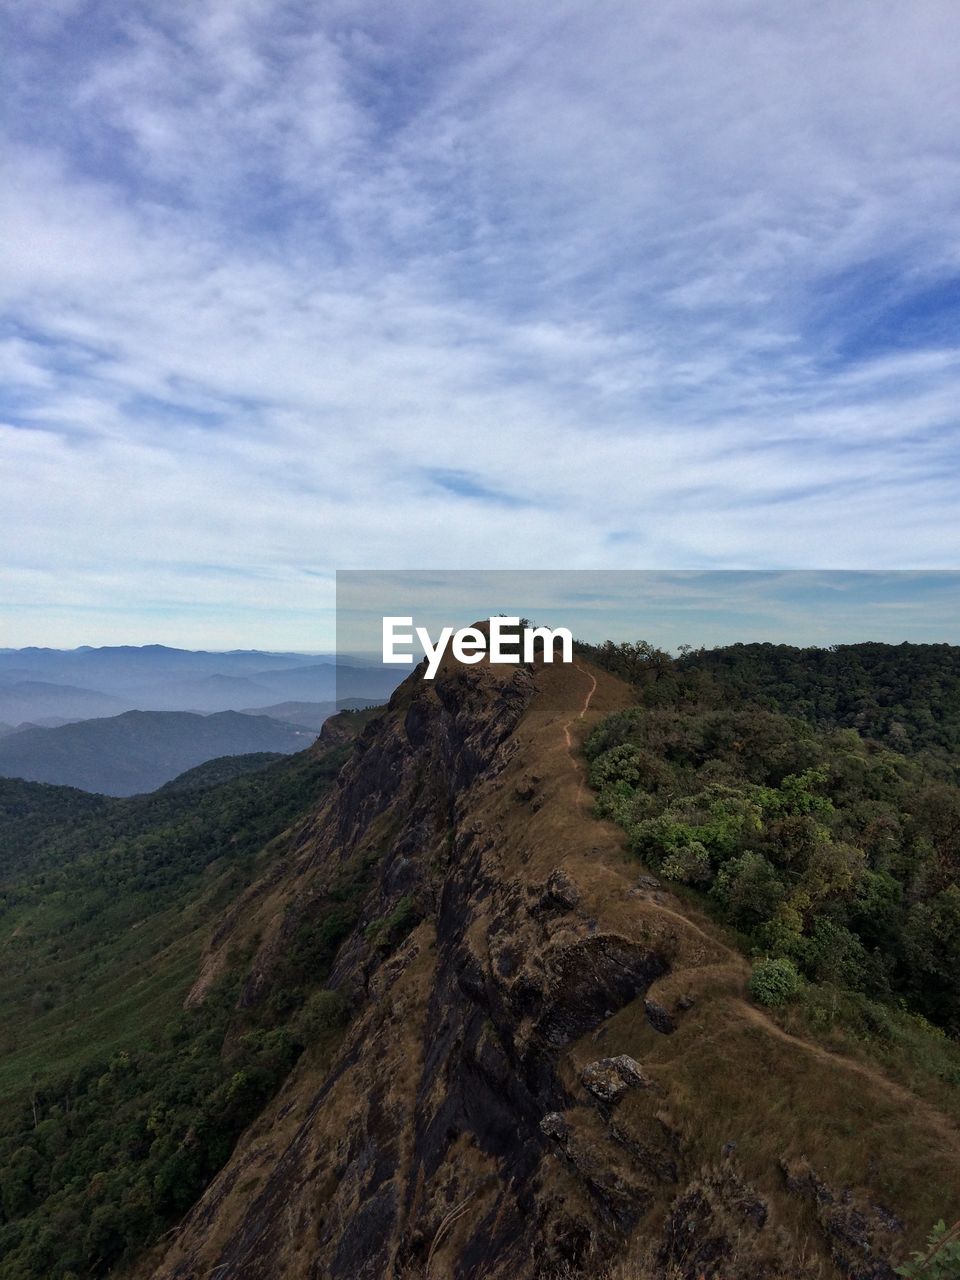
<box><xmin>0</xmin><ymin>710</ymin><xmax>314</xmax><ymax>795</ymax></box>
<box><xmin>143</xmin><ymin>654</ymin><xmax>960</xmax><ymax>1280</ymax></box>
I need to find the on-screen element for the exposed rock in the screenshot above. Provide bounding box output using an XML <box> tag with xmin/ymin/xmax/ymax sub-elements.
<box><xmin>780</xmin><ymin>1157</ymin><xmax>904</xmax><ymax>1280</ymax></box>
<box><xmin>644</xmin><ymin>998</ymin><xmax>677</xmax><ymax>1035</ymax></box>
<box><xmin>536</xmin><ymin>936</ymin><xmax>669</xmax><ymax>1046</ymax></box>
<box><xmin>580</xmin><ymin>1055</ymin><xmax>651</xmax><ymax>1104</ymax></box>
<box><xmin>658</xmin><ymin>1163</ymin><xmax>771</xmax><ymax>1279</ymax></box>
<box><xmin>539</xmin><ymin>1110</ymin><xmax>660</xmax><ymax>1231</ymax></box>
<box><xmin>537</xmin><ymin>868</ymin><xmax>581</xmax><ymax>913</ymax></box>
<box><xmin>514</xmin><ymin>773</ymin><xmax>540</xmax><ymax>802</ymax></box>
<box><xmin>540</xmin><ymin>1111</ymin><xmax>570</xmax><ymax>1141</ymax></box>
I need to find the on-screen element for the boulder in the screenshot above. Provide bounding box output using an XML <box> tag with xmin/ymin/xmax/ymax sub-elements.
<box><xmin>580</xmin><ymin>1054</ymin><xmax>651</xmax><ymax>1104</ymax></box>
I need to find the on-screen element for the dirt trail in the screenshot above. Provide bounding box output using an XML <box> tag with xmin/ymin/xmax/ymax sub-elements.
<box><xmin>647</xmin><ymin>898</ymin><xmax>742</xmax><ymax>956</ymax></box>
<box><xmin>561</xmin><ymin>662</ymin><xmax>597</xmax><ymax>806</ymax></box>
<box><xmin>737</xmin><ymin>1000</ymin><xmax>960</xmax><ymax>1150</ymax></box>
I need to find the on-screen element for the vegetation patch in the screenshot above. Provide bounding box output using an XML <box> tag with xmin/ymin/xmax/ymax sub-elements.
<box><xmin>585</xmin><ymin>695</ymin><xmax>960</xmax><ymax>1034</ymax></box>
<box><xmin>749</xmin><ymin>956</ymin><xmax>803</xmax><ymax>1007</ymax></box>
<box><xmin>365</xmin><ymin>894</ymin><xmax>422</xmax><ymax>952</ymax></box>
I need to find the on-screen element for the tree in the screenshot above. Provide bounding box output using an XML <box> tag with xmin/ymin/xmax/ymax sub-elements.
<box><xmin>713</xmin><ymin>852</ymin><xmax>785</xmax><ymax>929</ymax></box>
<box><xmin>749</xmin><ymin>958</ymin><xmax>803</xmax><ymax>1007</ymax></box>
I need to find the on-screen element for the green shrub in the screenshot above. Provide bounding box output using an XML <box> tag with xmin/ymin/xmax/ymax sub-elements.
<box><xmin>801</xmin><ymin>918</ymin><xmax>870</xmax><ymax>990</ymax></box>
<box><xmin>588</xmin><ymin>744</ymin><xmax>646</xmax><ymax>788</ymax></box>
<box><xmin>713</xmin><ymin>852</ymin><xmax>786</xmax><ymax>929</ymax></box>
<box><xmin>293</xmin><ymin>990</ymin><xmax>350</xmax><ymax>1045</ymax></box>
<box><xmin>896</xmin><ymin>1220</ymin><xmax>960</xmax><ymax>1278</ymax></box>
<box><xmin>749</xmin><ymin>957</ymin><xmax>803</xmax><ymax>1007</ymax></box>
<box><xmin>364</xmin><ymin>894</ymin><xmax>421</xmax><ymax>951</ymax></box>
<box><xmin>584</xmin><ymin>708</ymin><xmax>645</xmax><ymax>761</ymax></box>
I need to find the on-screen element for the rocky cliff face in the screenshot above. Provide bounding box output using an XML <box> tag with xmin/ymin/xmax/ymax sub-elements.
<box><xmin>148</xmin><ymin>655</ymin><xmax>960</xmax><ymax>1280</ymax></box>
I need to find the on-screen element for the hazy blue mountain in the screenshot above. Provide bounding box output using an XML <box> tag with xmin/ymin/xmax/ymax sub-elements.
<box><xmin>324</xmin><ymin>664</ymin><xmax>402</xmax><ymax>702</ymax></box>
<box><xmin>161</xmin><ymin>673</ymin><xmax>283</xmax><ymax>711</ymax></box>
<box><xmin>0</xmin><ymin>709</ymin><xmax>315</xmax><ymax>796</ymax></box>
<box><xmin>0</xmin><ymin>648</ymin><xmax>400</xmax><ymax>720</ymax></box>
<box><xmin>238</xmin><ymin>698</ymin><xmax>383</xmax><ymax>730</ymax></box>
<box><xmin>0</xmin><ymin>681</ymin><xmax>129</xmax><ymax>724</ymax></box>
<box><xmin>0</xmin><ymin>645</ymin><xmax>331</xmax><ymax>687</ymax></box>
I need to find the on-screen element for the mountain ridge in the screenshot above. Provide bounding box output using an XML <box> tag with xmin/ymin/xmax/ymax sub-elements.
<box><xmin>0</xmin><ymin>709</ymin><xmax>314</xmax><ymax>796</ymax></box>
<box><xmin>139</xmin><ymin>652</ymin><xmax>960</xmax><ymax>1280</ymax></box>
<box><xmin>0</xmin><ymin>647</ymin><xmax>401</xmax><ymax>720</ymax></box>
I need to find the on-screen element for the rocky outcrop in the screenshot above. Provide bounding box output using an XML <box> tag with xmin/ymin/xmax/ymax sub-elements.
<box><xmin>780</xmin><ymin>1157</ymin><xmax>904</xmax><ymax>1280</ymax></box>
<box><xmin>581</xmin><ymin>1056</ymin><xmax>651</xmax><ymax>1104</ymax></box>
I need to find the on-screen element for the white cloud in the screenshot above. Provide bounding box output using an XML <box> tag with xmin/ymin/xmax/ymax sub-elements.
<box><xmin>1</xmin><ymin>0</ymin><xmax>959</xmax><ymax>645</ymax></box>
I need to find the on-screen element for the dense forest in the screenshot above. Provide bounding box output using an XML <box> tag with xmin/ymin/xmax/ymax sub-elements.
<box><xmin>579</xmin><ymin>640</ymin><xmax>960</xmax><ymax>1034</ymax></box>
<box><xmin>582</xmin><ymin>639</ymin><xmax>960</xmax><ymax>770</ymax></box>
<box><xmin>0</xmin><ymin>736</ymin><xmax>363</xmax><ymax>1279</ymax></box>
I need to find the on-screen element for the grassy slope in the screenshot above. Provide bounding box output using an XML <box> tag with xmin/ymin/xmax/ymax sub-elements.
<box><xmin>82</xmin><ymin>654</ymin><xmax>960</xmax><ymax>1280</ymax></box>
<box><xmin>0</xmin><ymin>747</ymin><xmax>345</xmax><ymax>1094</ymax></box>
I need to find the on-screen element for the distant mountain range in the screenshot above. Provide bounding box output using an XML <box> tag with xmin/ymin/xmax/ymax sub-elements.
<box><xmin>0</xmin><ymin>681</ymin><xmax>130</xmax><ymax>725</ymax></box>
<box><xmin>238</xmin><ymin>698</ymin><xmax>383</xmax><ymax>730</ymax></box>
<box><xmin>0</xmin><ymin>646</ymin><xmax>400</xmax><ymax>722</ymax></box>
<box><xmin>0</xmin><ymin>710</ymin><xmax>316</xmax><ymax>796</ymax></box>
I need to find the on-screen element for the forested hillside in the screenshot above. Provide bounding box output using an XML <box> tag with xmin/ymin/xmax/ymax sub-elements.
<box><xmin>582</xmin><ymin>639</ymin><xmax>960</xmax><ymax>768</ymax></box>
<box><xmin>587</xmin><ymin>702</ymin><xmax>960</xmax><ymax>1031</ymax></box>
<box><xmin>579</xmin><ymin>639</ymin><xmax>960</xmax><ymax>1032</ymax></box>
<box><xmin>0</xmin><ymin>710</ymin><xmax>313</xmax><ymax>796</ymax></box>
<box><xmin>0</xmin><ymin>731</ymin><xmax>359</xmax><ymax>1278</ymax></box>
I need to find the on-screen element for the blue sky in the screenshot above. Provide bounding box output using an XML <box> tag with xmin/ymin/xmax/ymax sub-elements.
<box><xmin>2</xmin><ymin>1</ymin><xmax>960</xmax><ymax>648</ymax></box>
<box><xmin>336</xmin><ymin>571</ymin><xmax>960</xmax><ymax>657</ymax></box>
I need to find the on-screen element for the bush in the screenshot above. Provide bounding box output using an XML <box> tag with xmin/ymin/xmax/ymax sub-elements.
<box><xmin>896</xmin><ymin>1220</ymin><xmax>960</xmax><ymax>1278</ymax></box>
<box><xmin>801</xmin><ymin>918</ymin><xmax>870</xmax><ymax>990</ymax></box>
<box><xmin>749</xmin><ymin>957</ymin><xmax>803</xmax><ymax>1007</ymax></box>
<box><xmin>364</xmin><ymin>895</ymin><xmax>421</xmax><ymax>951</ymax></box>
<box><xmin>293</xmin><ymin>990</ymin><xmax>350</xmax><ymax>1045</ymax></box>
<box><xmin>588</xmin><ymin>744</ymin><xmax>646</xmax><ymax>788</ymax></box>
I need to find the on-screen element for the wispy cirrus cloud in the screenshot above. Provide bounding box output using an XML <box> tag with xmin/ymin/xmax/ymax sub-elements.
<box><xmin>1</xmin><ymin>0</ymin><xmax>959</xmax><ymax>646</ymax></box>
